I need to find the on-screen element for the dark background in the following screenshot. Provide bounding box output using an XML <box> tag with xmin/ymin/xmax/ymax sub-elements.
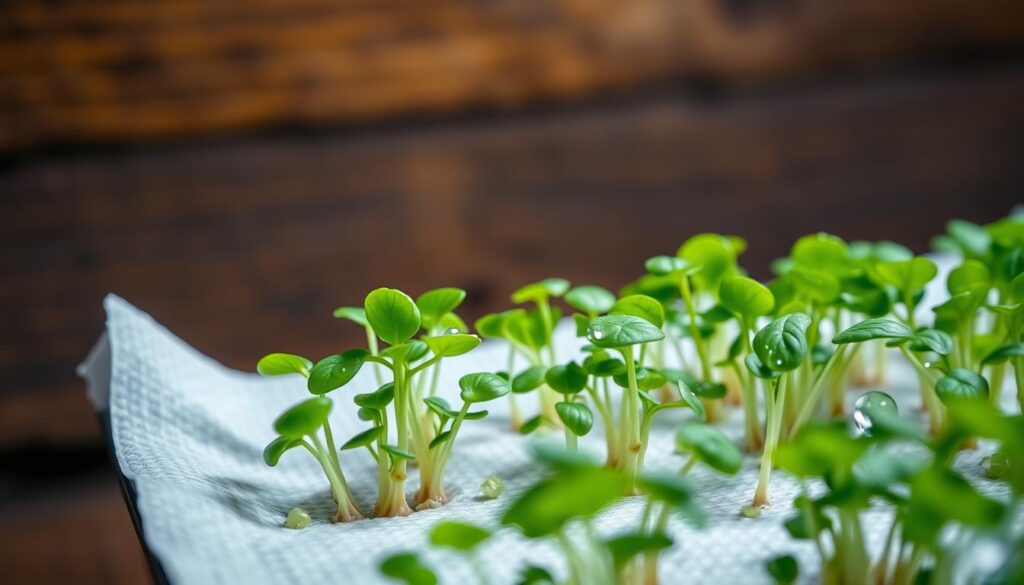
<box><xmin>2</xmin><ymin>1</ymin><xmax>1023</xmax><ymax>582</ymax></box>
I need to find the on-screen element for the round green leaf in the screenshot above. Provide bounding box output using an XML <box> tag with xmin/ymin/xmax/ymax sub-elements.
<box><xmin>565</xmin><ymin>285</ymin><xmax>616</xmax><ymax>315</ymax></box>
<box><xmin>613</xmin><ymin>367</ymin><xmax>666</xmax><ymax>391</ymax></box>
<box><xmin>982</xmin><ymin>343</ymin><xmax>1024</xmax><ymax>366</ymax></box>
<box><xmin>583</xmin><ymin>353</ymin><xmax>625</xmax><ymax>377</ymax></box>
<box><xmin>935</xmin><ymin>369</ymin><xmax>989</xmax><ymax>403</ymax></box>
<box><xmin>511</xmin><ymin>278</ymin><xmax>570</xmax><ymax>303</ymax></box>
<box><xmin>365</xmin><ymin>287</ymin><xmax>422</xmax><ymax>346</ymax></box>
<box><xmin>752</xmin><ymin>313</ymin><xmax>811</xmax><ymax>372</ymax></box>
<box><xmin>475</xmin><ymin>312</ymin><xmax>508</xmax><ymax>339</ymax></box>
<box><xmin>720</xmin><ymin>275</ymin><xmax>775</xmax><ymax>319</ymax></box>
<box><xmin>379</xmin><ymin>340</ymin><xmax>428</xmax><ymax>362</ymax></box>
<box><xmin>512</xmin><ymin>366</ymin><xmax>547</xmax><ymax>394</ymax></box>
<box><xmin>791</xmin><ymin>232</ymin><xmax>850</xmax><ymax>276</ymax></box>
<box><xmin>908</xmin><ymin>329</ymin><xmax>954</xmax><ymax>356</ymax></box>
<box><xmin>605</xmin><ymin>533</ymin><xmax>674</xmax><ymax>571</ymax></box>
<box><xmin>644</xmin><ymin>255</ymin><xmax>692</xmax><ymax>276</ymax></box>
<box><xmin>341</xmin><ymin>426</ymin><xmax>381</xmax><ymax>450</ymax></box>
<box><xmin>416</xmin><ymin>288</ymin><xmax>467</xmax><ymax>330</ymax></box>
<box><xmin>274</xmin><ymin>396</ymin><xmax>332</xmax><ymax>437</ymax></box>
<box><xmin>354</xmin><ymin>382</ymin><xmax>395</xmax><ymax>410</ymax></box>
<box><xmin>503</xmin><ymin>309</ymin><xmax>549</xmax><ymax>351</ymax></box>
<box><xmin>429</xmin><ymin>521</ymin><xmax>492</xmax><ymax>552</ymax></box>
<box><xmin>307</xmin><ymin>349</ymin><xmax>368</xmax><ymax>394</ymax></box>
<box><xmin>380</xmin><ymin>553</ymin><xmax>437</xmax><ymax>585</ymax></box>
<box><xmin>672</xmin><ymin>380</ymin><xmax>705</xmax><ymax>421</ymax></box>
<box><xmin>332</xmin><ymin>306</ymin><xmax>368</xmax><ymax>327</ymax></box>
<box><xmin>263</xmin><ymin>435</ymin><xmax>302</xmax><ymax>466</ymax></box>
<box><xmin>946</xmin><ymin>219</ymin><xmax>992</xmax><ymax>258</ymax></box>
<box><xmin>833</xmin><ymin>318</ymin><xmax>913</xmax><ymax>345</ymax></box>
<box><xmin>501</xmin><ymin>466</ymin><xmax>628</xmax><ymax>538</ymax></box>
<box><xmin>675</xmin><ymin>423</ymin><xmax>741</xmax><ymax>474</ymax></box>
<box><xmin>766</xmin><ymin>555</ymin><xmax>799</xmax><ymax>585</ymax></box>
<box><xmin>423</xmin><ymin>333</ymin><xmax>481</xmax><ymax>358</ymax></box>
<box><xmin>876</xmin><ymin>257</ymin><xmax>938</xmax><ymax>295</ymax></box>
<box><xmin>788</xmin><ymin>268</ymin><xmax>840</xmax><ymax>304</ymax></box>
<box><xmin>459</xmin><ymin>372</ymin><xmax>511</xmax><ymax>403</ymax></box>
<box><xmin>610</xmin><ymin>294</ymin><xmax>665</xmax><ymax>328</ymax></box>
<box><xmin>744</xmin><ymin>353</ymin><xmax>779</xmax><ymax>380</ymax></box>
<box><xmin>556</xmin><ymin>401</ymin><xmax>594</xmax><ymax>436</ymax></box>
<box><xmin>677</xmin><ymin>233</ymin><xmax>740</xmax><ymax>290</ymax></box>
<box><xmin>437</xmin><ymin>312</ymin><xmax>468</xmax><ymax>333</ymax></box>
<box><xmin>256</xmin><ymin>353</ymin><xmax>312</xmax><ymax>377</ymax></box>
<box><xmin>587</xmin><ymin>314</ymin><xmax>665</xmax><ymax>348</ymax></box>
<box><xmin>424</xmin><ymin>396</ymin><xmax>454</xmax><ymax>419</ymax></box>
<box><xmin>545</xmin><ymin>362</ymin><xmax>588</xmax><ymax>394</ymax></box>
<box><xmin>948</xmin><ymin>260</ymin><xmax>990</xmax><ymax>296</ymax></box>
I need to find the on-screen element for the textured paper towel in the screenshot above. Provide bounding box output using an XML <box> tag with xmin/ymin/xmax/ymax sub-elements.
<box><xmin>80</xmin><ymin>289</ymin><xmax>1005</xmax><ymax>585</ymax></box>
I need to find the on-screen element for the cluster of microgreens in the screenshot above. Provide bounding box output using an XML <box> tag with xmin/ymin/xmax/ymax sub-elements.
<box><xmin>259</xmin><ymin>287</ymin><xmax>510</xmax><ymax>518</ymax></box>
<box><xmin>255</xmin><ymin>213</ymin><xmax>1024</xmax><ymax>584</ymax></box>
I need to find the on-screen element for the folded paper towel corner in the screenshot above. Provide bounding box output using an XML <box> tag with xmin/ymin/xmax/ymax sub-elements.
<box><xmin>78</xmin><ymin>293</ymin><xmax>1000</xmax><ymax>585</ymax></box>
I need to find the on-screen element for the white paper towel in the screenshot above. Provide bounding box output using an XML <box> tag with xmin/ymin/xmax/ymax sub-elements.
<box><xmin>80</xmin><ymin>291</ymin><xmax>1006</xmax><ymax>585</ymax></box>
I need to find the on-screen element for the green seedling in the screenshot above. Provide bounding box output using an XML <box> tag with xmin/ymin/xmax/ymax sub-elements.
<box><xmin>312</xmin><ymin>287</ymin><xmax>482</xmax><ymax>516</ymax></box>
<box><xmin>587</xmin><ymin>314</ymin><xmax>666</xmax><ymax>492</ymax></box>
<box><xmin>379</xmin><ymin>552</ymin><xmax>438</xmax><ymax>585</ymax></box>
<box><xmin>257</xmin><ymin>354</ymin><xmax>362</xmax><ymax>522</ymax></box>
<box><xmin>499</xmin><ymin>445</ymin><xmax>704</xmax><ymax>585</ymax></box>
<box><xmin>628</xmin><ymin>423</ymin><xmax>739</xmax><ymax>584</ymax></box>
<box><xmin>745</xmin><ymin>312</ymin><xmax>811</xmax><ymax>507</ymax></box>
<box><xmin>414</xmin><ymin>372</ymin><xmax>510</xmax><ymax>508</ymax></box>
<box><xmin>718</xmin><ymin>274</ymin><xmax>775</xmax><ymax>452</ymax></box>
<box><xmin>774</xmin><ymin>406</ymin><xmax>1015</xmax><ymax>585</ymax></box>
<box><xmin>644</xmin><ymin>233</ymin><xmax>746</xmax><ymax>422</ymax></box>
<box><xmin>493</xmin><ymin>278</ymin><xmax>571</xmax><ymax>427</ymax></box>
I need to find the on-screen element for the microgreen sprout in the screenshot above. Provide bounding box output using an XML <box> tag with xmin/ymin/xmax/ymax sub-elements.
<box><xmin>507</xmin><ymin>277</ymin><xmax>571</xmax><ymax>425</ymax></box>
<box><xmin>479</xmin><ymin>475</ymin><xmax>504</xmax><ymax>499</ymax></box>
<box><xmin>415</xmin><ymin>372</ymin><xmax>510</xmax><ymax>508</ymax></box>
<box><xmin>257</xmin><ymin>354</ymin><xmax>362</xmax><ymax>522</ymax></box>
<box><xmin>586</xmin><ymin>314</ymin><xmax>665</xmax><ymax>492</ymax></box>
<box><xmin>773</xmin><ymin>398</ymin><xmax>1021</xmax><ymax>585</ymax></box>
<box><xmin>718</xmin><ymin>274</ymin><xmax>775</xmax><ymax>451</ymax></box>
<box><xmin>744</xmin><ymin>312</ymin><xmax>811</xmax><ymax>507</ymax></box>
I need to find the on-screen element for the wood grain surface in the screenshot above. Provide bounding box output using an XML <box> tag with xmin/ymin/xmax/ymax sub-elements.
<box><xmin>3</xmin><ymin>0</ymin><xmax>1024</xmax><ymax>150</ymax></box>
<box><xmin>2</xmin><ymin>66</ymin><xmax>1022</xmax><ymax>448</ymax></box>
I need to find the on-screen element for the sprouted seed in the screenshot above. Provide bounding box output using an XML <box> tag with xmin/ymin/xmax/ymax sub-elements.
<box><xmin>284</xmin><ymin>507</ymin><xmax>311</xmax><ymax>529</ymax></box>
<box><xmin>479</xmin><ymin>475</ymin><xmax>505</xmax><ymax>499</ymax></box>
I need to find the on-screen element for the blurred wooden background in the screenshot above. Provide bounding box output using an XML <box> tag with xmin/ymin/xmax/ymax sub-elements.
<box><xmin>1</xmin><ymin>1</ymin><xmax>1023</xmax><ymax>583</ymax></box>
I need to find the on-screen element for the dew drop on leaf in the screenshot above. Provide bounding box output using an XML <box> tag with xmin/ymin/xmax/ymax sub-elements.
<box><xmin>852</xmin><ymin>391</ymin><xmax>898</xmax><ymax>436</ymax></box>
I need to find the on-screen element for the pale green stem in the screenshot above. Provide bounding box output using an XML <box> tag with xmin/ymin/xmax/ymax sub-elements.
<box><xmin>753</xmin><ymin>374</ymin><xmax>787</xmax><ymax>506</ymax></box>
<box><xmin>898</xmin><ymin>346</ymin><xmax>943</xmax><ymax>432</ymax></box>
<box><xmin>365</xmin><ymin>325</ymin><xmax>383</xmax><ymax>386</ymax></box>
<box><xmin>679</xmin><ymin>277</ymin><xmax>712</xmax><ymax>381</ymax></box>
<box><xmin>791</xmin><ymin>345</ymin><xmax>855</xmax><ymax>437</ymax></box>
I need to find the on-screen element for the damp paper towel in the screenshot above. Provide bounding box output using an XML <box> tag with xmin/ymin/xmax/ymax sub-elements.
<box><xmin>80</xmin><ymin>291</ymin><xmax>1007</xmax><ymax>585</ymax></box>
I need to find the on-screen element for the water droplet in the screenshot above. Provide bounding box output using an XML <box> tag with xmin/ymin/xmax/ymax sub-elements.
<box><xmin>593</xmin><ymin>330</ymin><xmax>604</xmax><ymax>339</ymax></box>
<box><xmin>775</xmin><ymin>359</ymin><xmax>782</xmax><ymax>366</ymax></box>
<box><xmin>444</xmin><ymin>327</ymin><xmax>460</xmax><ymax>335</ymax></box>
<box><xmin>852</xmin><ymin>391</ymin><xmax>898</xmax><ymax>436</ymax></box>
